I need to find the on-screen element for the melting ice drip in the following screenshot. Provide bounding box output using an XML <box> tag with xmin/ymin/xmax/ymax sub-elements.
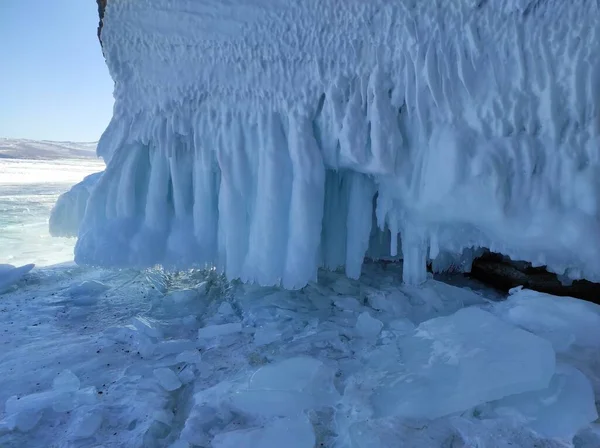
<box><xmin>70</xmin><ymin>0</ymin><xmax>600</xmax><ymax>288</ymax></box>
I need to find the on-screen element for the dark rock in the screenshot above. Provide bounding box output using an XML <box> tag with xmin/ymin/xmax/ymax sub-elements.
<box><xmin>469</xmin><ymin>252</ymin><xmax>600</xmax><ymax>305</ymax></box>
<box><xmin>96</xmin><ymin>0</ymin><xmax>107</xmax><ymax>45</ymax></box>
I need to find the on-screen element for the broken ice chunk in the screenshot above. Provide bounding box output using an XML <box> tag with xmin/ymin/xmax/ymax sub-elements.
<box><xmin>145</xmin><ymin>270</ymin><xmax>168</xmax><ymax>294</ymax></box>
<box><xmin>53</xmin><ymin>369</ymin><xmax>81</xmax><ymax>392</ymax></box>
<box><xmin>180</xmin><ymin>401</ymin><xmax>224</xmax><ymax>446</ymax></box>
<box><xmin>388</xmin><ymin>318</ymin><xmax>415</xmax><ymax>334</ymax></box>
<box><xmin>154</xmin><ymin>368</ymin><xmax>183</xmax><ymax>391</ymax></box>
<box><xmin>176</xmin><ymin>350</ymin><xmax>202</xmax><ymax>366</ymax></box>
<box><xmin>131</xmin><ymin>316</ymin><xmax>164</xmax><ymax>339</ymax></box>
<box><xmin>366</xmin><ymin>289</ymin><xmax>410</xmax><ymax>316</ymax></box>
<box><xmin>66</xmin><ymin>280</ymin><xmax>109</xmax><ymax>305</ymax></box>
<box><xmin>14</xmin><ymin>410</ymin><xmax>42</xmax><ymax>432</ymax></box>
<box><xmin>253</xmin><ymin>323</ymin><xmax>285</xmax><ymax>346</ymax></box>
<box><xmin>0</xmin><ymin>415</ymin><xmax>17</xmax><ymax>434</ymax></box>
<box><xmin>231</xmin><ymin>357</ymin><xmax>339</xmax><ymax>417</ymax></box>
<box><xmin>372</xmin><ymin>307</ymin><xmax>555</xmax><ymax>419</ymax></box>
<box><xmin>231</xmin><ymin>390</ymin><xmax>315</xmax><ymax>417</ymax></box>
<box><xmin>68</xmin><ymin>407</ymin><xmax>103</xmax><ymax>439</ymax></box>
<box><xmin>0</xmin><ymin>263</ymin><xmax>35</xmax><ymax>293</ymax></box>
<box><xmin>154</xmin><ymin>339</ymin><xmax>197</xmax><ymax>357</ymax></box>
<box><xmin>355</xmin><ymin>312</ymin><xmax>383</xmax><ymax>339</ymax></box>
<box><xmin>493</xmin><ymin>289</ymin><xmax>600</xmax><ymax>353</ymax></box>
<box><xmin>197</xmin><ymin>323</ymin><xmax>242</xmax><ymax>339</ymax></box>
<box><xmin>178</xmin><ymin>366</ymin><xmax>196</xmax><ymax>384</ymax></box>
<box><xmin>6</xmin><ymin>390</ymin><xmax>65</xmax><ymax>415</ymax></box>
<box><xmin>493</xmin><ymin>364</ymin><xmax>597</xmax><ymax>439</ymax></box>
<box><xmin>332</xmin><ymin>277</ymin><xmax>358</xmax><ymax>295</ymax></box>
<box><xmin>52</xmin><ymin>387</ymin><xmax>98</xmax><ymax>413</ymax></box>
<box><xmin>212</xmin><ymin>415</ymin><xmax>315</xmax><ymax>448</ymax></box>
<box><xmin>6</xmin><ymin>386</ymin><xmax>97</xmax><ymax>416</ymax></box>
<box><xmin>249</xmin><ymin>357</ymin><xmax>333</xmax><ymax>391</ymax></box>
<box><xmin>167</xmin><ymin>288</ymin><xmax>203</xmax><ymax>304</ymax></box>
<box><xmin>334</xmin><ymin>296</ymin><xmax>362</xmax><ymax>311</ymax></box>
<box><xmin>218</xmin><ymin>302</ymin><xmax>235</xmax><ymax>315</ymax></box>
<box><xmin>153</xmin><ymin>409</ymin><xmax>175</xmax><ymax>426</ymax></box>
<box><xmin>168</xmin><ymin>440</ymin><xmax>191</xmax><ymax>448</ymax></box>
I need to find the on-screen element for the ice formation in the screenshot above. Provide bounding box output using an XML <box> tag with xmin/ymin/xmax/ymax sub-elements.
<box><xmin>0</xmin><ymin>264</ymin><xmax>35</xmax><ymax>294</ymax></box>
<box><xmin>72</xmin><ymin>0</ymin><xmax>600</xmax><ymax>287</ymax></box>
<box><xmin>49</xmin><ymin>172</ymin><xmax>102</xmax><ymax>237</ymax></box>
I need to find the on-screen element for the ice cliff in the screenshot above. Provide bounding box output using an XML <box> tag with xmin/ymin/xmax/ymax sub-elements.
<box><xmin>72</xmin><ymin>0</ymin><xmax>600</xmax><ymax>288</ymax></box>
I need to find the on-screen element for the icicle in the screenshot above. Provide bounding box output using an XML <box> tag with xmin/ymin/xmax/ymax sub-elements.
<box><xmin>321</xmin><ymin>170</ymin><xmax>349</xmax><ymax>270</ymax></box>
<box><xmin>114</xmin><ymin>143</ymin><xmax>148</xmax><ymax>220</ymax></box>
<box><xmin>389</xmin><ymin>219</ymin><xmax>399</xmax><ymax>258</ymax></box>
<box><xmin>216</xmin><ymin>116</ymin><xmax>251</xmax><ymax>280</ymax></box>
<box><xmin>165</xmin><ymin>138</ymin><xmax>196</xmax><ymax>265</ymax></box>
<box><xmin>168</xmin><ymin>144</ymin><xmax>193</xmax><ymax>220</ymax></box>
<box><xmin>345</xmin><ymin>172</ymin><xmax>376</xmax><ymax>279</ymax></box>
<box><xmin>367</xmin><ymin>67</ymin><xmax>401</xmax><ymax>174</ymax></box>
<box><xmin>143</xmin><ymin>146</ymin><xmax>172</xmax><ymax>235</ymax></box>
<box><xmin>282</xmin><ymin>114</ymin><xmax>325</xmax><ymax>289</ymax></box>
<box><xmin>339</xmin><ymin>85</ymin><xmax>369</xmax><ymax>169</ymax></box>
<box><xmin>192</xmin><ymin>117</ymin><xmax>219</xmax><ymax>265</ymax></box>
<box><xmin>401</xmin><ymin>225</ymin><xmax>428</xmax><ymax>285</ymax></box>
<box><xmin>244</xmin><ymin>112</ymin><xmax>293</xmax><ymax>285</ymax></box>
<box><xmin>126</xmin><ymin>143</ymin><xmax>171</xmax><ymax>264</ymax></box>
<box><xmin>429</xmin><ymin>231</ymin><xmax>439</xmax><ymax>260</ymax></box>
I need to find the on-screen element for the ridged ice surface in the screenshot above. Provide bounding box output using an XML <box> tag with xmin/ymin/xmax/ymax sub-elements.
<box><xmin>75</xmin><ymin>0</ymin><xmax>600</xmax><ymax>287</ymax></box>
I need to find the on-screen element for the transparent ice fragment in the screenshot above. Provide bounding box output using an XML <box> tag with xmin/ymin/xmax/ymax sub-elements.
<box><xmin>372</xmin><ymin>307</ymin><xmax>555</xmax><ymax>419</ymax></box>
<box><xmin>198</xmin><ymin>323</ymin><xmax>242</xmax><ymax>339</ymax></box>
<box><xmin>154</xmin><ymin>368</ymin><xmax>183</xmax><ymax>391</ymax></box>
<box><xmin>212</xmin><ymin>415</ymin><xmax>315</xmax><ymax>448</ymax></box>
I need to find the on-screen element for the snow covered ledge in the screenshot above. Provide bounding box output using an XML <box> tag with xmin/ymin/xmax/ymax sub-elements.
<box><xmin>74</xmin><ymin>0</ymin><xmax>600</xmax><ymax>288</ymax></box>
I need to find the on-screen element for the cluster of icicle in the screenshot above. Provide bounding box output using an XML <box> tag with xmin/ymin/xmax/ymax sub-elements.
<box><xmin>71</xmin><ymin>0</ymin><xmax>600</xmax><ymax>288</ymax></box>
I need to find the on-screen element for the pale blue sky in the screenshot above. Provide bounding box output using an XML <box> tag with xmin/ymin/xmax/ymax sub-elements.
<box><xmin>0</xmin><ymin>1</ymin><xmax>114</xmax><ymax>142</ymax></box>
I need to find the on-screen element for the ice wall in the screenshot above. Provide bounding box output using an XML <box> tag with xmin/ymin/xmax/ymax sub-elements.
<box><xmin>75</xmin><ymin>0</ymin><xmax>600</xmax><ymax>287</ymax></box>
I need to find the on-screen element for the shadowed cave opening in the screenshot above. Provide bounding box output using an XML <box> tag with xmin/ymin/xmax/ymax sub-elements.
<box><xmin>363</xmin><ymin>196</ymin><xmax>600</xmax><ymax>305</ymax></box>
<box><xmin>467</xmin><ymin>252</ymin><xmax>600</xmax><ymax>305</ymax></box>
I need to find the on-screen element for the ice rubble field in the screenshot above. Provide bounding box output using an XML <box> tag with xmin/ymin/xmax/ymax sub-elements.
<box><xmin>1</xmin><ymin>261</ymin><xmax>600</xmax><ymax>447</ymax></box>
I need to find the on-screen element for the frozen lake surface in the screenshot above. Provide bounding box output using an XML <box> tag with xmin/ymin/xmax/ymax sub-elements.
<box><xmin>0</xmin><ymin>158</ymin><xmax>104</xmax><ymax>266</ymax></box>
<box><xmin>0</xmin><ymin>160</ymin><xmax>599</xmax><ymax>448</ymax></box>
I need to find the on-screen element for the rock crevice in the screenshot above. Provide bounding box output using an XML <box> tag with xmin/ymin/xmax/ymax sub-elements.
<box><xmin>96</xmin><ymin>0</ymin><xmax>107</xmax><ymax>45</ymax></box>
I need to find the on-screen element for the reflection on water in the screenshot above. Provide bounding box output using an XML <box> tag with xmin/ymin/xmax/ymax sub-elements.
<box><xmin>0</xmin><ymin>159</ymin><xmax>104</xmax><ymax>266</ymax></box>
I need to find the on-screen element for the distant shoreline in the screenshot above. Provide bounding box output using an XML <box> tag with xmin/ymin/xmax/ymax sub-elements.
<box><xmin>0</xmin><ymin>154</ymin><xmax>100</xmax><ymax>160</ymax></box>
<box><xmin>0</xmin><ymin>138</ymin><xmax>99</xmax><ymax>160</ymax></box>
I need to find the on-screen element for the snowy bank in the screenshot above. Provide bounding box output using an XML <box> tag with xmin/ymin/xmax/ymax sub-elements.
<box><xmin>68</xmin><ymin>0</ymin><xmax>600</xmax><ymax>288</ymax></box>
